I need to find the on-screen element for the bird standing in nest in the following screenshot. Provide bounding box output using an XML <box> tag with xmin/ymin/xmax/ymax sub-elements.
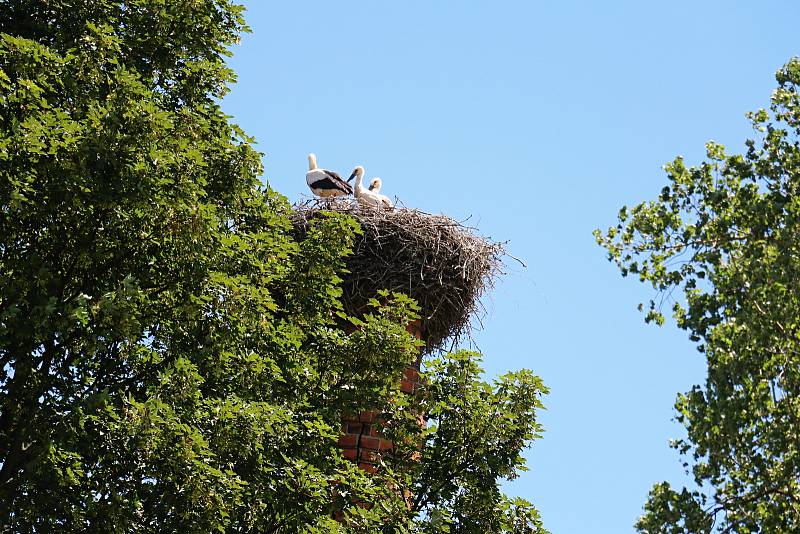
<box><xmin>348</xmin><ymin>166</ymin><xmax>393</xmax><ymax>208</ymax></box>
<box><xmin>306</xmin><ymin>153</ymin><xmax>353</xmax><ymax>198</ymax></box>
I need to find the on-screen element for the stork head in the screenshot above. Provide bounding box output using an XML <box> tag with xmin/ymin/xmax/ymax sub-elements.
<box><xmin>307</xmin><ymin>153</ymin><xmax>317</xmax><ymax>171</ymax></box>
<box><xmin>369</xmin><ymin>177</ymin><xmax>382</xmax><ymax>192</ymax></box>
<box><xmin>347</xmin><ymin>166</ymin><xmax>364</xmax><ymax>182</ymax></box>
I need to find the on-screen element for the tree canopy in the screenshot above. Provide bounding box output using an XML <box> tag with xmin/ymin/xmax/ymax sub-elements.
<box><xmin>0</xmin><ymin>1</ymin><xmax>547</xmax><ymax>532</ymax></box>
<box><xmin>596</xmin><ymin>59</ymin><xmax>800</xmax><ymax>532</ymax></box>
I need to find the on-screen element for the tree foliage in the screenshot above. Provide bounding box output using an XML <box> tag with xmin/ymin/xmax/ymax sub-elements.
<box><xmin>596</xmin><ymin>59</ymin><xmax>800</xmax><ymax>532</ymax></box>
<box><xmin>0</xmin><ymin>1</ymin><xmax>547</xmax><ymax>532</ymax></box>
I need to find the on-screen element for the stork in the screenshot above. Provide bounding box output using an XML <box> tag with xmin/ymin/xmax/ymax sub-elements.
<box><xmin>348</xmin><ymin>166</ymin><xmax>393</xmax><ymax>208</ymax></box>
<box><xmin>306</xmin><ymin>153</ymin><xmax>353</xmax><ymax>198</ymax></box>
<box><xmin>368</xmin><ymin>177</ymin><xmax>394</xmax><ymax>207</ymax></box>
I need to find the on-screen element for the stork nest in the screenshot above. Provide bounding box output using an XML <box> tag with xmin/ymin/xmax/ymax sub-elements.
<box><xmin>290</xmin><ymin>200</ymin><xmax>506</xmax><ymax>352</ymax></box>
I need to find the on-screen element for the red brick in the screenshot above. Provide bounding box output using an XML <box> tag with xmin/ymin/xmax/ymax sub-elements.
<box><xmin>400</xmin><ymin>379</ymin><xmax>414</xmax><ymax>394</ymax></box>
<box><xmin>379</xmin><ymin>439</ymin><xmax>394</xmax><ymax>451</ymax></box>
<box><xmin>405</xmin><ymin>319</ymin><xmax>423</xmax><ymax>339</ymax></box>
<box><xmin>358</xmin><ymin>462</ymin><xmax>378</xmax><ymax>474</ymax></box>
<box><xmin>403</xmin><ymin>367</ymin><xmax>419</xmax><ymax>381</ymax></box>
<box><xmin>346</xmin><ymin>422</ymin><xmax>362</xmax><ymax>434</ymax></box>
<box><xmin>359</xmin><ymin>436</ymin><xmax>381</xmax><ymax>450</ymax></box>
<box><xmin>342</xmin><ymin>448</ymin><xmax>358</xmax><ymax>461</ymax></box>
<box><xmin>338</xmin><ymin>434</ymin><xmax>359</xmax><ymax>449</ymax></box>
<box><xmin>360</xmin><ymin>411</ymin><xmax>379</xmax><ymax>423</ymax></box>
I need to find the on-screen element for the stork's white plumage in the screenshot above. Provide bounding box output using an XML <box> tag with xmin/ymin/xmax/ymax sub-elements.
<box><xmin>348</xmin><ymin>167</ymin><xmax>393</xmax><ymax>208</ymax></box>
<box><xmin>305</xmin><ymin>153</ymin><xmax>353</xmax><ymax>198</ymax></box>
<box><xmin>367</xmin><ymin>177</ymin><xmax>394</xmax><ymax>207</ymax></box>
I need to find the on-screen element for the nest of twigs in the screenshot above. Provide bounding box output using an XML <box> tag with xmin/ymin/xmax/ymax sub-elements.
<box><xmin>290</xmin><ymin>200</ymin><xmax>505</xmax><ymax>352</ymax></box>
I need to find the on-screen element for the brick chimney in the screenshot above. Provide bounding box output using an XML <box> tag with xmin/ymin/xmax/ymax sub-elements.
<box><xmin>338</xmin><ymin>319</ymin><xmax>424</xmax><ymax>474</ymax></box>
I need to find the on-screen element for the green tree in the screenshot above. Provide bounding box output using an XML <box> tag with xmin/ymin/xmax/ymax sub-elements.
<box><xmin>0</xmin><ymin>1</ymin><xmax>547</xmax><ymax>532</ymax></box>
<box><xmin>596</xmin><ymin>58</ymin><xmax>800</xmax><ymax>533</ymax></box>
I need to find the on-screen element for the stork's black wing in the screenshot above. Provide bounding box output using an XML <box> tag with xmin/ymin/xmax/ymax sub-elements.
<box><xmin>320</xmin><ymin>170</ymin><xmax>353</xmax><ymax>194</ymax></box>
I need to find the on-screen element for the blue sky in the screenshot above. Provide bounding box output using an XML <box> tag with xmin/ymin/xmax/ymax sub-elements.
<box><xmin>223</xmin><ymin>2</ymin><xmax>799</xmax><ymax>531</ymax></box>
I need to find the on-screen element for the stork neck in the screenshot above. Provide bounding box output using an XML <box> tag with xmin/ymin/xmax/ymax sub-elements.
<box><xmin>308</xmin><ymin>154</ymin><xmax>317</xmax><ymax>170</ymax></box>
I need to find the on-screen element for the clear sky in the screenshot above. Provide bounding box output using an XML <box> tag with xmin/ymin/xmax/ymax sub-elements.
<box><xmin>222</xmin><ymin>2</ymin><xmax>799</xmax><ymax>531</ymax></box>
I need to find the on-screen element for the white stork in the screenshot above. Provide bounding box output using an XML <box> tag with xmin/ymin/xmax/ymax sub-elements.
<box><xmin>306</xmin><ymin>153</ymin><xmax>353</xmax><ymax>198</ymax></box>
<box><xmin>348</xmin><ymin>166</ymin><xmax>393</xmax><ymax>208</ymax></box>
<box><xmin>368</xmin><ymin>177</ymin><xmax>394</xmax><ymax>207</ymax></box>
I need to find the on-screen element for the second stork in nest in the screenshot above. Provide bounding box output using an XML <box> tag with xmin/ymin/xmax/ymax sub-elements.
<box><xmin>348</xmin><ymin>166</ymin><xmax>393</xmax><ymax>208</ymax></box>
